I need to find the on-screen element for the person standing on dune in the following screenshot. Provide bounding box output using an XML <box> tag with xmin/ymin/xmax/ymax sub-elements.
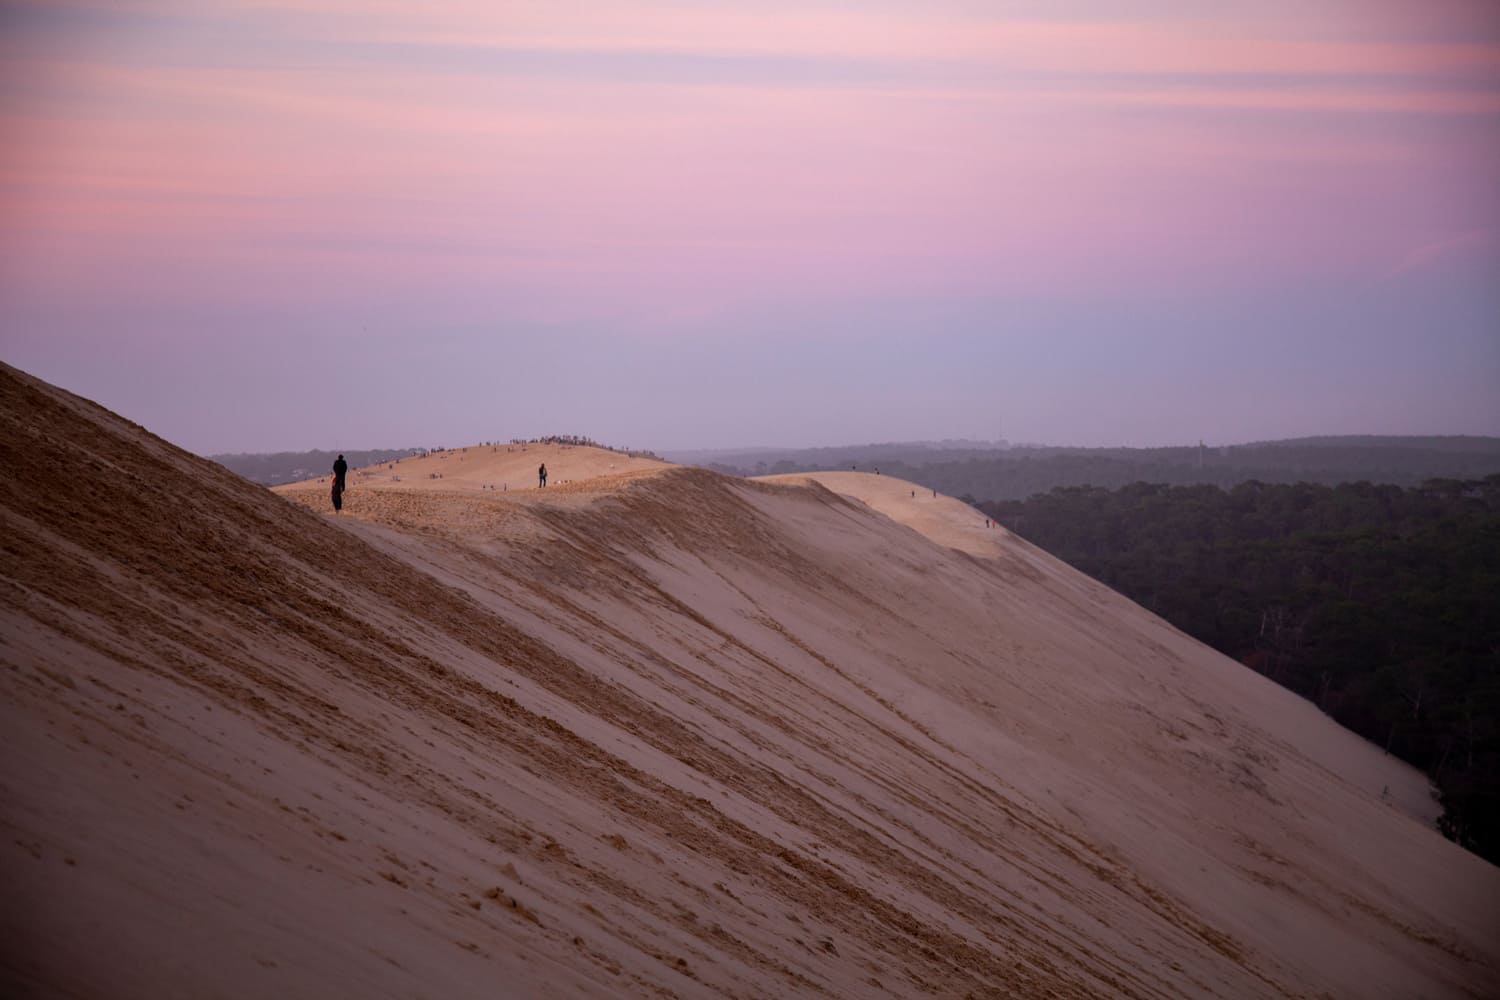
<box><xmin>331</xmin><ymin>454</ymin><xmax>348</xmax><ymax>513</ymax></box>
<box><xmin>538</xmin><ymin>463</ymin><xmax>548</xmax><ymax>488</ymax></box>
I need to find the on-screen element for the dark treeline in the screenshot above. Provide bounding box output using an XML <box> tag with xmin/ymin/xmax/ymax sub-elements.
<box><xmin>979</xmin><ymin>476</ymin><xmax>1500</xmax><ymax>863</ymax></box>
<box><xmin>691</xmin><ymin>436</ymin><xmax>1500</xmax><ymax>501</ymax></box>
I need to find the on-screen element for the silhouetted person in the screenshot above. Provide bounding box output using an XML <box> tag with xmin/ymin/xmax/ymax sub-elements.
<box><xmin>538</xmin><ymin>463</ymin><xmax>548</xmax><ymax>488</ymax></box>
<box><xmin>329</xmin><ymin>454</ymin><xmax>348</xmax><ymax>512</ymax></box>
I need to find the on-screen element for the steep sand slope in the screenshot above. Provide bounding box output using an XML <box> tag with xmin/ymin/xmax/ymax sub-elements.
<box><xmin>759</xmin><ymin>470</ymin><xmax>1445</xmax><ymax>827</ymax></box>
<box><xmin>757</xmin><ymin>471</ymin><xmax>1008</xmax><ymax>559</ymax></box>
<box><xmin>3</xmin><ymin>362</ymin><xmax>1498</xmax><ymax>999</ymax></box>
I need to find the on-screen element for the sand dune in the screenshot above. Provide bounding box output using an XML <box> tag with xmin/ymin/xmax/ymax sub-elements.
<box><xmin>756</xmin><ymin>471</ymin><xmax>1010</xmax><ymax>559</ymax></box>
<box><xmin>3</xmin><ymin>361</ymin><xmax>1497</xmax><ymax>998</ymax></box>
<box><xmin>289</xmin><ymin>442</ymin><xmax>669</xmax><ymax>495</ymax></box>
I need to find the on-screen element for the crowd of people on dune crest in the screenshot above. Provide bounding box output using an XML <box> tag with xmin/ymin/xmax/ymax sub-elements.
<box><xmin>511</xmin><ymin>435</ymin><xmax>662</xmax><ymax>461</ymax></box>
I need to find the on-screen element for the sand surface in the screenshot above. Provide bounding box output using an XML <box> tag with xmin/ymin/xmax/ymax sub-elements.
<box><xmin>308</xmin><ymin>442</ymin><xmax>669</xmax><ymax>495</ymax></box>
<box><xmin>4</xmin><ymin>361</ymin><xmax>1497</xmax><ymax>998</ymax></box>
<box><xmin>756</xmin><ymin>471</ymin><xmax>1010</xmax><ymax>559</ymax></box>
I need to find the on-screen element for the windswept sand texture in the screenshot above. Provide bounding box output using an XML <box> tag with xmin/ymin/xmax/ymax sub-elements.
<box><xmin>3</xmin><ymin>361</ymin><xmax>1497</xmax><ymax>998</ymax></box>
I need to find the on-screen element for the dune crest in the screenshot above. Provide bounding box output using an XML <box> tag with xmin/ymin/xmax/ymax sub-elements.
<box><xmin>756</xmin><ymin>470</ymin><xmax>1011</xmax><ymax>559</ymax></box>
<box><xmin>3</xmin><ymin>362</ymin><xmax>1497</xmax><ymax>999</ymax></box>
<box><xmin>279</xmin><ymin>441</ymin><xmax>669</xmax><ymax>494</ymax></box>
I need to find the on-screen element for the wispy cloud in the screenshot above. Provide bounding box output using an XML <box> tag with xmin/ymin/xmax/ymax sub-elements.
<box><xmin>1383</xmin><ymin>228</ymin><xmax>1497</xmax><ymax>279</ymax></box>
<box><xmin>3</xmin><ymin>2</ymin><xmax>1498</xmax><ymax>319</ymax></box>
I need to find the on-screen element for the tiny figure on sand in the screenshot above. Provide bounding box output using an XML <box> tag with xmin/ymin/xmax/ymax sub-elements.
<box><xmin>331</xmin><ymin>454</ymin><xmax>348</xmax><ymax>513</ymax></box>
<box><xmin>538</xmin><ymin>463</ymin><xmax>548</xmax><ymax>488</ymax></box>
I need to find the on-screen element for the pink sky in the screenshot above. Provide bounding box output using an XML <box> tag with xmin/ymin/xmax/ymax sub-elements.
<box><xmin>2</xmin><ymin>1</ymin><xmax>1497</xmax><ymax>450</ymax></box>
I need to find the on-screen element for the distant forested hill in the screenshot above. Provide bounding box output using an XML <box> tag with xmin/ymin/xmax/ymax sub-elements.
<box><xmin>676</xmin><ymin>437</ymin><xmax>1500</xmax><ymax>501</ymax></box>
<box><xmin>1247</xmin><ymin>435</ymin><xmax>1500</xmax><ymax>453</ymax></box>
<box><xmin>211</xmin><ymin>448</ymin><xmax>423</xmax><ymax>486</ymax></box>
<box><xmin>978</xmin><ymin>476</ymin><xmax>1500</xmax><ymax>863</ymax></box>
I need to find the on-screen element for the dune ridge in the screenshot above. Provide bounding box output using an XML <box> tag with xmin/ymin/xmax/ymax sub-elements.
<box><xmin>3</xmin><ymin>361</ymin><xmax>1497</xmax><ymax>998</ymax></box>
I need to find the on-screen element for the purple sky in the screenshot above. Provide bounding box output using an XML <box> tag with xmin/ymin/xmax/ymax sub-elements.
<box><xmin>2</xmin><ymin>1</ymin><xmax>1497</xmax><ymax>453</ymax></box>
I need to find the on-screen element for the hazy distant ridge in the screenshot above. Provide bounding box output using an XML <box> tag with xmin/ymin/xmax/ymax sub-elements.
<box><xmin>674</xmin><ymin>436</ymin><xmax>1500</xmax><ymax>501</ymax></box>
<box><xmin>215</xmin><ymin>436</ymin><xmax>1500</xmax><ymax>496</ymax></box>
